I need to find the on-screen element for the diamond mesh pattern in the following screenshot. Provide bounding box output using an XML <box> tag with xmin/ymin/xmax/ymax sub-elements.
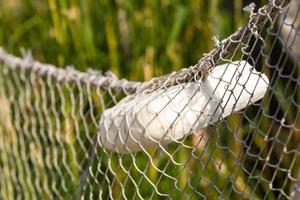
<box><xmin>0</xmin><ymin>0</ymin><xmax>299</xmax><ymax>199</ymax></box>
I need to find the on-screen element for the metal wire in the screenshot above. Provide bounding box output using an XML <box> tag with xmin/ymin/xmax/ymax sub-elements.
<box><xmin>0</xmin><ymin>0</ymin><xmax>299</xmax><ymax>199</ymax></box>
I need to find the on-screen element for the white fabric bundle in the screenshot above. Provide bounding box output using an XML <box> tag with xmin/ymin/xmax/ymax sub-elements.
<box><xmin>98</xmin><ymin>61</ymin><xmax>269</xmax><ymax>153</ymax></box>
<box><xmin>279</xmin><ymin>0</ymin><xmax>299</xmax><ymax>58</ymax></box>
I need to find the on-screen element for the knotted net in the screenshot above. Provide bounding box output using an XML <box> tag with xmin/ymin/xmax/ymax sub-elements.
<box><xmin>0</xmin><ymin>0</ymin><xmax>299</xmax><ymax>199</ymax></box>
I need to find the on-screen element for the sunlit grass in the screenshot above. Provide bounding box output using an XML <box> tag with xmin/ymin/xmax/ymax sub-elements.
<box><xmin>0</xmin><ymin>0</ymin><xmax>299</xmax><ymax>199</ymax></box>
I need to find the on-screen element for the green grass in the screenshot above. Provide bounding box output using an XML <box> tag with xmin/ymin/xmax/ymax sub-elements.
<box><xmin>0</xmin><ymin>0</ymin><xmax>299</xmax><ymax>199</ymax></box>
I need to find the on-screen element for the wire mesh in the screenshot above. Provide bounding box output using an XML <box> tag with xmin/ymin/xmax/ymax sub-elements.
<box><xmin>0</xmin><ymin>0</ymin><xmax>299</xmax><ymax>199</ymax></box>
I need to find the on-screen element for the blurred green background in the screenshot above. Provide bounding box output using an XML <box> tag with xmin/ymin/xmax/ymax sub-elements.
<box><xmin>0</xmin><ymin>0</ymin><xmax>267</xmax><ymax>80</ymax></box>
<box><xmin>1</xmin><ymin>0</ymin><xmax>300</xmax><ymax>200</ymax></box>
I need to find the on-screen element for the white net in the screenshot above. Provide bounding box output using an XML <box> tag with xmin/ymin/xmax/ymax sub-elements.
<box><xmin>0</xmin><ymin>0</ymin><xmax>299</xmax><ymax>199</ymax></box>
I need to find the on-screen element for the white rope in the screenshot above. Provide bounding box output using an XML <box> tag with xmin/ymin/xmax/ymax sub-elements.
<box><xmin>0</xmin><ymin>0</ymin><xmax>299</xmax><ymax>199</ymax></box>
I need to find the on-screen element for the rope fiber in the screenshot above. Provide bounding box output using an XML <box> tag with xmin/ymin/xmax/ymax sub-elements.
<box><xmin>0</xmin><ymin>0</ymin><xmax>299</xmax><ymax>199</ymax></box>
